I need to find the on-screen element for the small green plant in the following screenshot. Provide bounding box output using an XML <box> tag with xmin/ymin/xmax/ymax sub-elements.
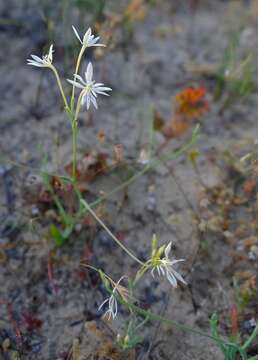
<box><xmin>210</xmin><ymin>314</ymin><xmax>258</xmax><ymax>360</ymax></box>
<box><xmin>25</xmin><ymin>25</ymin><xmax>258</xmax><ymax>359</ymax></box>
<box><xmin>28</xmin><ymin>27</ymin><xmax>111</xmax><ymax>181</ymax></box>
<box><xmin>214</xmin><ymin>35</ymin><xmax>255</xmax><ymax>112</ymax></box>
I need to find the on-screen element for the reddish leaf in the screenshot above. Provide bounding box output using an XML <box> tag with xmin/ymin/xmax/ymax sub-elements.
<box><xmin>230</xmin><ymin>304</ymin><xmax>239</xmax><ymax>337</ymax></box>
<box><xmin>243</xmin><ymin>178</ymin><xmax>256</xmax><ymax>194</ymax></box>
<box><xmin>65</xmin><ymin>151</ymin><xmax>109</xmax><ymax>182</ymax></box>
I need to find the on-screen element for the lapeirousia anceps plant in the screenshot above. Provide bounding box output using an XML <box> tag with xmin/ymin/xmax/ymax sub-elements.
<box><xmin>27</xmin><ymin>26</ymin><xmax>258</xmax><ymax>359</ymax></box>
<box><xmin>27</xmin><ymin>26</ymin><xmax>112</xmax><ymax>181</ymax></box>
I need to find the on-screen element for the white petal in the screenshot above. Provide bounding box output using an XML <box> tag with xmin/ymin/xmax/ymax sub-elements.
<box><xmin>95</xmin><ymin>91</ymin><xmax>110</xmax><ymax>96</ymax></box>
<box><xmin>91</xmin><ymin>88</ymin><xmax>97</xmax><ymax>97</ymax></box>
<box><xmin>170</xmin><ymin>259</ymin><xmax>185</xmax><ymax>265</ymax></box>
<box><xmin>72</xmin><ymin>25</ymin><xmax>82</xmax><ymax>44</ymax></box>
<box><xmin>67</xmin><ymin>79</ymin><xmax>85</xmax><ymax>89</ymax></box>
<box><xmin>48</xmin><ymin>44</ymin><xmax>54</xmax><ymax>62</ymax></box>
<box><xmin>90</xmin><ymin>94</ymin><xmax>98</xmax><ymax>109</ymax></box>
<box><xmin>94</xmin><ymin>82</ymin><xmax>105</xmax><ymax>87</ymax></box>
<box><xmin>83</xmin><ymin>28</ymin><xmax>92</xmax><ymax>44</ymax></box>
<box><xmin>86</xmin><ymin>62</ymin><xmax>93</xmax><ymax>82</ymax></box>
<box><xmin>73</xmin><ymin>74</ymin><xmax>86</xmax><ymax>84</ymax></box>
<box><xmin>159</xmin><ymin>265</ymin><xmax>165</xmax><ymax>276</ymax></box>
<box><xmin>31</xmin><ymin>55</ymin><xmax>44</xmax><ymax>63</ymax></box>
<box><xmin>166</xmin><ymin>269</ymin><xmax>178</xmax><ymax>287</ymax></box>
<box><xmin>94</xmin><ymin>86</ymin><xmax>112</xmax><ymax>92</ymax></box>
<box><xmin>113</xmin><ymin>298</ymin><xmax>118</xmax><ymax>318</ymax></box>
<box><xmin>86</xmin><ymin>94</ymin><xmax>90</xmax><ymax>110</ymax></box>
<box><xmin>88</xmin><ymin>34</ymin><xmax>95</xmax><ymax>42</ymax></box>
<box><xmin>92</xmin><ymin>43</ymin><xmax>106</xmax><ymax>47</ymax></box>
<box><xmin>105</xmin><ymin>309</ymin><xmax>112</xmax><ymax>320</ymax></box>
<box><xmin>27</xmin><ymin>61</ymin><xmax>45</xmax><ymax>67</ymax></box>
<box><xmin>98</xmin><ymin>297</ymin><xmax>109</xmax><ymax>311</ymax></box>
<box><xmin>165</xmin><ymin>242</ymin><xmax>172</xmax><ymax>258</ymax></box>
<box><xmin>171</xmin><ymin>269</ymin><xmax>187</xmax><ymax>285</ymax></box>
<box><xmin>157</xmin><ymin>266</ymin><xmax>161</xmax><ymax>276</ymax></box>
<box><xmin>90</xmin><ymin>36</ymin><xmax>100</xmax><ymax>45</ymax></box>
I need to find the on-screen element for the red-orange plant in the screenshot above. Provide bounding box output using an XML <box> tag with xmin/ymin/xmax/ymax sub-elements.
<box><xmin>175</xmin><ymin>86</ymin><xmax>209</xmax><ymax>120</ymax></box>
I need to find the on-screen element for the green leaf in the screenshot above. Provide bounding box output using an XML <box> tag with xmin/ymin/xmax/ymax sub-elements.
<box><xmin>62</xmin><ymin>225</ymin><xmax>73</xmax><ymax>240</ymax></box>
<box><xmin>50</xmin><ymin>224</ymin><xmax>65</xmax><ymax>246</ymax></box>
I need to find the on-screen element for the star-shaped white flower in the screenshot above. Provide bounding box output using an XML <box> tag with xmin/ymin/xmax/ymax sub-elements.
<box><xmin>98</xmin><ymin>276</ymin><xmax>128</xmax><ymax>320</ymax></box>
<box><xmin>72</xmin><ymin>26</ymin><xmax>105</xmax><ymax>48</ymax></box>
<box><xmin>151</xmin><ymin>242</ymin><xmax>187</xmax><ymax>288</ymax></box>
<box><xmin>27</xmin><ymin>44</ymin><xmax>54</xmax><ymax>68</ymax></box>
<box><xmin>67</xmin><ymin>62</ymin><xmax>112</xmax><ymax>110</ymax></box>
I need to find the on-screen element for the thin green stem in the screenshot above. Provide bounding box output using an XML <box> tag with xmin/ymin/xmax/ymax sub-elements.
<box><xmin>80</xmin><ymin>199</ymin><xmax>144</xmax><ymax>265</ymax></box>
<box><xmin>50</xmin><ymin>65</ymin><xmax>69</xmax><ymax>109</ymax></box>
<box><xmin>88</xmin><ymin>164</ymin><xmax>150</xmax><ymax>210</ymax></box>
<box><xmin>71</xmin><ymin>46</ymin><xmax>85</xmax><ymax>109</ymax></box>
<box><xmin>96</xmin><ymin>268</ymin><xmax>241</xmax><ymax>350</ymax></box>
<box><xmin>70</xmin><ymin>88</ymin><xmax>89</xmax><ymax>180</ymax></box>
<box><xmin>242</xmin><ymin>325</ymin><xmax>258</xmax><ymax>351</ymax></box>
<box><xmin>42</xmin><ymin>172</ymin><xmax>72</xmax><ymax>227</ymax></box>
<box><xmin>126</xmin><ymin>302</ymin><xmax>240</xmax><ymax>350</ymax></box>
<box><xmin>72</xmin><ymin>121</ymin><xmax>78</xmax><ymax>180</ymax></box>
<box><xmin>74</xmin><ymin>90</ymin><xmax>84</xmax><ymax>121</ymax></box>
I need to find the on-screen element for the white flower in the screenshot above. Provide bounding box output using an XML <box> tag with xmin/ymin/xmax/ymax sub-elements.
<box><xmin>151</xmin><ymin>242</ymin><xmax>187</xmax><ymax>288</ymax></box>
<box><xmin>72</xmin><ymin>26</ymin><xmax>105</xmax><ymax>48</ymax></box>
<box><xmin>27</xmin><ymin>44</ymin><xmax>54</xmax><ymax>68</ymax></box>
<box><xmin>67</xmin><ymin>62</ymin><xmax>112</xmax><ymax>110</ymax></box>
<box><xmin>98</xmin><ymin>292</ymin><xmax>118</xmax><ymax>320</ymax></box>
<box><xmin>137</xmin><ymin>148</ymin><xmax>150</xmax><ymax>165</ymax></box>
<box><xmin>98</xmin><ymin>276</ymin><xmax>128</xmax><ymax>320</ymax></box>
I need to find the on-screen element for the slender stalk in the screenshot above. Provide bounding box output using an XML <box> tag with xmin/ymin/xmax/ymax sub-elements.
<box><xmin>80</xmin><ymin>199</ymin><xmax>144</xmax><ymax>265</ymax></box>
<box><xmin>70</xmin><ymin>89</ymin><xmax>89</xmax><ymax>180</ymax></box>
<box><xmin>242</xmin><ymin>325</ymin><xmax>258</xmax><ymax>351</ymax></box>
<box><xmin>71</xmin><ymin>46</ymin><xmax>85</xmax><ymax>109</ymax></box>
<box><xmin>72</xmin><ymin>120</ymin><xmax>78</xmax><ymax>180</ymax></box>
<box><xmin>74</xmin><ymin>90</ymin><xmax>85</xmax><ymax>121</ymax></box>
<box><xmin>50</xmin><ymin>65</ymin><xmax>69</xmax><ymax>109</ymax></box>
<box><xmin>97</xmin><ymin>272</ymin><xmax>241</xmax><ymax>350</ymax></box>
<box><xmin>126</xmin><ymin>302</ymin><xmax>241</xmax><ymax>350</ymax></box>
<box><xmin>87</xmin><ymin>164</ymin><xmax>150</xmax><ymax>210</ymax></box>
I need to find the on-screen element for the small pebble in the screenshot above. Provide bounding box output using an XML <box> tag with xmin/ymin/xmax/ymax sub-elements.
<box><xmin>199</xmin><ymin>198</ymin><xmax>210</xmax><ymax>208</ymax></box>
<box><xmin>248</xmin><ymin>251</ymin><xmax>258</xmax><ymax>261</ymax></box>
<box><xmin>0</xmin><ymin>165</ymin><xmax>12</xmax><ymax>176</ymax></box>
<box><xmin>223</xmin><ymin>231</ymin><xmax>233</xmax><ymax>239</ymax></box>
<box><xmin>0</xmin><ymin>249</ymin><xmax>7</xmax><ymax>264</ymax></box>
<box><xmin>75</xmin><ymin>223</ymin><xmax>82</xmax><ymax>233</ymax></box>
<box><xmin>10</xmin><ymin>350</ymin><xmax>20</xmax><ymax>360</ymax></box>
<box><xmin>146</xmin><ymin>195</ymin><xmax>156</xmax><ymax>212</ymax></box>
<box><xmin>2</xmin><ymin>338</ymin><xmax>11</xmax><ymax>352</ymax></box>
<box><xmin>243</xmin><ymin>317</ymin><xmax>257</xmax><ymax>331</ymax></box>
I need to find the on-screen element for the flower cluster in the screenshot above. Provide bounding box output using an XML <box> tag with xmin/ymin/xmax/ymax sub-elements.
<box><xmin>175</xmin><ymin>86</ymin><xmax>209</xmax><ymax>119</ymax></box>
<box><xmin>150</xmin><ymin>236</ymin><xmax>186</xmax><ymax>288</ymax></box>
<box><xmin>98</xmin><ymin>276</ymin><xmax>129</xmax><ymax>320</ymax></box>
<box><xmin>27</xmin><ymin>26</ymin><xmax>111</xmax><ymax>111</ymax></box>
<box><xmin>72</xmin><ymin>26</ymin><xmax>105</xmax><ymax>48</ymax></box>
<box><xmin>27</xmin><ymin>44</ymin><xmax>54</xmax><ymax>68</ymax></box>
<box><xmin>67</xmin><ymin>62</ymin><xmax>112</xmax><ymax>110</ymax></box>
<box><xmin>151</xmin><ymin>242</ymin><xmax>186</xmax><ymax>287</ymax></box>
